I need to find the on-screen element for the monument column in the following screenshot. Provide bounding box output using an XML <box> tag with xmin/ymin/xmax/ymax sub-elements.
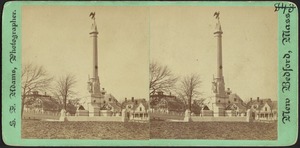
<box><xmin>213</xmin><ymin>12</ymin><xmax>226</xmax><ymax>97</ymax></box>
<box><xmin>91</xmin><ymin>25</ymin><xmax>98</xmax><ymax>80</ymax></box>
<box><xmin>211</xmin><ymin>12</ymin><xmax>228</xmax><ymax>117</ymax></box>
<box><xmin>89</xmin><ymin>12</ymin><xmax>101</xmax><ymax>95</ymax></box>
<box><xmin>215</xmin><ymin>21</ymin><xmax>223</xmax><ymax>80</ymax></box>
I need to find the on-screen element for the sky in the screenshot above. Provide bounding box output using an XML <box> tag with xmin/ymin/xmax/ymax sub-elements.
<box><xmin>150</xmin><ymin>6</ymin><xmax>278</xmax><ymax>101</ymax></box>
<box><xmin>22</xmin><ymin>6</ymin><xmax>278</xmax><ymax>102</ymax></box>
<box><xmin>22</xmin><ymin>6</ymin><xmax>150</xmax><ymax>101</ymax></box>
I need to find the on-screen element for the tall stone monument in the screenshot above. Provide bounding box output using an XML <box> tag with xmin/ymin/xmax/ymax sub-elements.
<box><xmin>211</xmin><ymin>12</ymin><xmax>229</xmax><ymax>116</ymax></box>
<box><xmin>87</xmin><ymin>12</ymin><xmax>106</xmax><ymax>116</ymax></box>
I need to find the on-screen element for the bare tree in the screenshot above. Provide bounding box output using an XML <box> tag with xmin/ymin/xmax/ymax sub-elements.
<box><xmin>149</xmin><ymin>61</ymin><xmax>178</xmax><ymax>95</ymax></box>
<box><xmin>177</xmin><ymin>74</ymin><xmax>202</xmax><ymax>111</ymax></box>
<box><xmin>54</xmin><ymin>74</ymin><xmax>77</xmax><ymax>111</ymax></box>
<box><xmin>21</xmin><ymin>63</ymin><xmax>53</xmax><ymax>117</ymax></box>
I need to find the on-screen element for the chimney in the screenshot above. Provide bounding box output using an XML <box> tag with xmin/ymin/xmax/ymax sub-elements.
<box><xmin>131</xmin><ymin>97</ymin><xmax>134</xmax><ymax>102</ymax></box>
<box><xmin>135</xmin><ymin>100</ymin><xmax>138</xmax><ymax>105</ymax></box>
<box><xmin>125</xmin><ymin>97</ymin><xmax>127</xmax><ymax>102</ymax></box>
<box><xmin>257</xmin><ymin>97</ymin><xmax>259</xmax><ymax>102</ymax></box>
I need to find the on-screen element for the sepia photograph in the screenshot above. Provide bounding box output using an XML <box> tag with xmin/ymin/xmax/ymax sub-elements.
<box><xmin>21</xmin><ymin>5</ymin><xmax>277</xmax><ymax>140</ymax></box>
<box><xmin>149</xmin><ymin>6</ymin><xmax>278</xmax><ymax>140</ymax></box>
<box><xmin>21</xmin><ymin>6</ymin><xmax>150</xmax><ymax>139</ymax></box>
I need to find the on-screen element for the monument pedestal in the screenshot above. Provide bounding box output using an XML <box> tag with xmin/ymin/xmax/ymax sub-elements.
<box><xmin>100</xmin><ymin>110</ymin><xmax>111</xmax><ymax>116</ymax></box>
<box><xmin>88</xmin><ymin>104</ymin><xmax>100</xmax><ymax>117</ymax></box>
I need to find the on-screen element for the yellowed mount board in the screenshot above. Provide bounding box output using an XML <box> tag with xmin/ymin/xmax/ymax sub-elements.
<box><xmin>2</xmin><ymin>1</ymin><xmax>298</xmax><ymax>146</ymax></box>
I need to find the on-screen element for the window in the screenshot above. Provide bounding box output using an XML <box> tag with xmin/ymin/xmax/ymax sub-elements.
<box><xmin>109</xmin><ymin>98</ymin><xmax>111</xmax><ymax>101</ymax></box>
<box><xmin>228</xmin><ymin>101</ymin><xmax>230</xmax><ymax>103</ymax></box>
<box><xmin>265</xmin><ymin>107</ymin><xmax>267</xmax><ymax>111</ymax></box>
<box><xmin>234</xmin><ymin>98</ymin><xmax>237</xmax><ymax>102</ymax></box>
<box><xmin>103</xmin><ymin>101</ymin><xmax>106</xmax><ymax>104</ymax></box>
<box><xmin>140</xmin><ymin>107</ymin><xmax>142</xmax><ymax>111</ymax></box>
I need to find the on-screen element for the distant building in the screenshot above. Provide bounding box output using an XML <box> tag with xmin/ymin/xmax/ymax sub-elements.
<box><xmin>150</xmin><ymin>91</ymin><xmax>185</xmax><ymax>114</ymax></box>
<box><xmin>121</xmin><ymin>97</ymin><xmax>149</xmax><ymax>121</ymax></box>
<box><xmin>24</xmin><ymin>91</ymin><xmax>60</xmax><ymax>113</ymax></box>
<box><xmin>246</xmin><ymin>97</ymin><xmax>277</xmax><ymax>120</ymax></box>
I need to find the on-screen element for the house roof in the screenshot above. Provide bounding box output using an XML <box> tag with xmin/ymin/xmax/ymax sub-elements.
<box><xmin>132</xmin><ymin>102</ymin><xmax>149</xmax><ymax>111</ymax></box>
<box><xmin>104</xmin><ymin>93</ymin><xmax>120</xmax><ymax>103</ymax></box>
<box><xmin>25</xmin><ymin>95</ymin><xmax>60</xmax><ymax>110</ymax></box>
<box><xmin>108</xmin><ymin>103</ymin><xmax>122</xmax><ymax>112</ymax></box>
<box><xmin>153</xmin><ymin>97</ymin><xmax>185</xmax><ymax>112</ymax></box>
<box><xmin>228</xmin><ymin>93</ymin><xmax>247</xmax><ymax>105</ymax></box>
<box><xmin>150</xmin><ymin>92</ymin><xmax>177</xmax><ymax>107</ymax></box>
<box><xmin>226</xmin><ymin>103</ymin><xmax>247</xmax><ymax>112</ymax></box>
<box><xmin>121</xmin><ymin>98</ymin><xmax>149</xmax><ymax>110</ymax></box>
<box><xmin>246</xmin><ymin>98</ymin><xmax>276</xmax><ymax>110</ymax></box>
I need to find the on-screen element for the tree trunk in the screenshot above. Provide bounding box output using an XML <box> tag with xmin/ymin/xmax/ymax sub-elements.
<box><xmin>188</xmin><ymin>96</ymin><xmax>191</xmax><ymax>111</ymax></box>
<box><xmin>64</xmin><ymin>97</ymin><xmax>67</xmax><ymax>110</ymax></box>
<box><xmin>21</xmin><ymin>97</ymin><xmax>25</xmax><ymax>117</ymax></box>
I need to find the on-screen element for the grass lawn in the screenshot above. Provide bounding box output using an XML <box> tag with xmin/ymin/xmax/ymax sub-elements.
<box><xmin>22</xmin><ymin>120</ymin><xmax>149</xmax><ymax>139</ymax></box>
<box><xmin>22</xmin><ymin>120</ymin><xmax>277</xmax><ymax>140</ymax></box>
<box><xmin>150</xmin><ymin>121</ymin><xmax>277</xmax><ymax>140</ymax></box>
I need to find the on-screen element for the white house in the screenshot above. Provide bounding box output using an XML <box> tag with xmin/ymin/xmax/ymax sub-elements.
<box><xmin>122</xmin><ymin>97</ymin><xmax>149</xmax><ymax>121</ymax></box>
<box><xmin>247</xmin><ymin>97</ymin><xmax>277</xmax><ymax>121</ymax></box>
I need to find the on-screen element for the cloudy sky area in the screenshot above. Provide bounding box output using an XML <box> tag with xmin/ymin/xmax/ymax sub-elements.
<box><xmin>22</xmin><ymin>6</ymin><xmax>277</xmax><ymax>102</ymax></box>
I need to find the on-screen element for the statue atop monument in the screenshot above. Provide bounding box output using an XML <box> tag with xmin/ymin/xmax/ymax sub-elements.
<box><xmin>90</xmin><ymin>12</ymin><xmax>97</xmax><ymax>32</ymax></box>
<box><xmin>213</xmin><ymin>11</ymin><xmax>220</xmax><ymax>20</ymax></box>
<box><xmin>89</xmin><ymin>12</ymin><xmax>95</xmax><ymax>20</ymax></box>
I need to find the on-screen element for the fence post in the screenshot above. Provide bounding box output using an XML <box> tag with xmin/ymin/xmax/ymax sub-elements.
<box><xmin>246</xmin><ymin>109</ymin><xmax>251</xmax><ymax>122</ymax></box>
<box><xmin>184</xmin><ymin>109</ymin><xmax>191</xmax><ymax>122</ymax></box>
<box><xmin>121</xmin><ymin>109</ymin><xmax>127</xmax><ymax>122</ymax></box>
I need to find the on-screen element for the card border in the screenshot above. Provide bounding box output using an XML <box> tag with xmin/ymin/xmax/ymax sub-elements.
<box><xmin>2</xmin><ymin>1</ymin><xmax>298</xmax><ymax>146</ymax></box>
